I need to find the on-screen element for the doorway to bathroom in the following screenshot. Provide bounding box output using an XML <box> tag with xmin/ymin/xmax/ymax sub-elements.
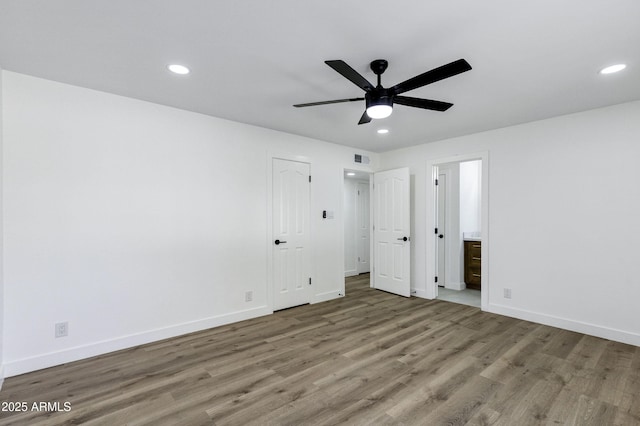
<box><xmin>427</xmin><ymin>152</ymin><xmax>489</xmax><ymax>310</ymax></box>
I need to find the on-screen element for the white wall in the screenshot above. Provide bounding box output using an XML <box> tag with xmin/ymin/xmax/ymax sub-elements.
<box><xmin>380</xmin><ymin>100</ymin><xmax>640</xmax><ymax>346</ymax></box>
<box><xmin>1</xmin><ymin>71</ymin><xmax>378</xmax><ymax>376</ymax></box>
<box><xmin>460</xmin><ymin>160</ymin><xmax>481</xmax><ymax>235</ymax></box>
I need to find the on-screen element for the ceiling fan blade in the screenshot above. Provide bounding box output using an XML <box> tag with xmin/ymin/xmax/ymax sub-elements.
<box><xmin>394</xmin><ymin>96</ymin><xmax>453</xmax><ymax>112</ymax></box>
<box><xmin>294</xmin><ymin>97</ymin><xmax>364</xmax><ymax>108</ymax></box>
<box><xmin>325</xmin><ymin>60</ymin><xmax>375</xmax><ymax>92</ymax></box>
<box><xmin>358</xmin><ymin>111</ymin><xmax>372</xmax><ymax>125</ymax></box>
<box><xmin>391</xmin><ymin>59</ymin><xmax>472</xmax><ymax>95</ymax></box>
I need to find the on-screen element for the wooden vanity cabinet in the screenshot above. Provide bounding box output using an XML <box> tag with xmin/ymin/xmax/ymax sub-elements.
<box><xmin>464</xmin><ymin>240</ymin><xmax>481</xmax><ymax>290</ymax></box>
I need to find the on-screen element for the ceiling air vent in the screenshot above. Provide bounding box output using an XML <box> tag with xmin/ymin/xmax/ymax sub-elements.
<box><xmin>354</xmin><ymin>154</ymin><xmax>370</xmax><ymax>165</ymax></box>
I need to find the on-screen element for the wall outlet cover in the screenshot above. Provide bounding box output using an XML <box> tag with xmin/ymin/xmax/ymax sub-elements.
<box><xmin>55</xmin><ymin>322</ymin><xmax>68</xmax><ymax>338</ymax></box>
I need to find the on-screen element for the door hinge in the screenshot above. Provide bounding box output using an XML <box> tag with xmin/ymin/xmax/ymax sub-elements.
<box><xmin>357</xmin><ymin>190</ymin><xmax>360</xmax><ymax>195</ymax></box>
<box><xmin>309</xmin><ymin>277</ymin><xmax>312</xmax><ymax>285</ymax></box>
<box><xmin>309</xmin><ymin>175</ymin><xmax>311</xmax><ymax>182</ymax></box>
<box><xmin>358</xmin><ymin>256</ymin><xmax>361</xmax><ymax>262</ymax></box>
<box><xmin>435</xmin><ymin>179</ymin><xmax>439</xmax><ymax>186</ymax></box>
<box><xmin>372</xmin><ymin>224</ymin><xmax>375</xmax><ymax>230</ymax></box>
<box><xmin>435</xmin><ymin>276</ymin><xmax>438</xmax><ymax>283</ymax></box>
<box><xmin>435</xmin><ymin>227</ymin><xmax>438</xmax><ymax>234</ymax></box>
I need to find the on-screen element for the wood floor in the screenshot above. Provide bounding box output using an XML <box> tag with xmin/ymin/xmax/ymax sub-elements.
<box><xmin>1</xmin><ymin>274</ymin><xmax>639</xmax><ymax>425</ymax></box>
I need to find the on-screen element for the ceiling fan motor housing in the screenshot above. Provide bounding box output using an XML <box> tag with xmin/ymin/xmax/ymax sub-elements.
<box><xmin>365</xmin><ymin>88</ymin><xmax>393</xmax><ymax>110</ymax></box>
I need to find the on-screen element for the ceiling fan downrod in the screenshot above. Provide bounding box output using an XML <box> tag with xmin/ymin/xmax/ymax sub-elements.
<box><xmin>370</xmin><ymin>59</ymin><xmax>388</xmax><ymax>87</ymax></box>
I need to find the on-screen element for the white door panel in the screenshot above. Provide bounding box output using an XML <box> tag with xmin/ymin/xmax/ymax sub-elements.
<box><xmin>273</xmin><ymin>158</ymin><xmax>311</xmax><ymax>310</ymax></box>
<box><xmin>373</xmin><ymin>168</ymin><xmax>410</xmax><ymax>297</ymax></box>
<box><xmin>436</xmin><ymin>172</ymin><xmax>446</xmax><ymax>287</ymax></box>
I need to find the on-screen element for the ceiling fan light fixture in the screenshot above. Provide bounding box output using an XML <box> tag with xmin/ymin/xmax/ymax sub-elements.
<box><xmin>365</xmin><ymin>90</ymin><xmax>393</xmax><ymax>119</ymax></box>
<box><xmin>366</xmin><ymin>104</ymin><xmax>393</xmax><ymax>119</ymax></box>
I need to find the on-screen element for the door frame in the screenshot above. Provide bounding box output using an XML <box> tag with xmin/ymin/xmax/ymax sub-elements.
<box><xmin>267</xmin><ymin>152</ymin><xmax>313</xmax><ymax>312</ymax></box>
<box><xmin>355</xmin><ymin>181</ymin><xmax>371</xmax><ymax>275</ymax></box>
<box><xmin>426</xmin><ymin>151</ymin><xmax>489</xmax><ymax>310</ymax></box>
<box><xmin>341</xmin><ymin>168</ymin><xmax>373</xmax><ymax>295</ymax></box>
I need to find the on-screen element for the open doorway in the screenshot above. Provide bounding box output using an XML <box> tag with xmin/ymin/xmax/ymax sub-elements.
<box><xmin>344</xmin><ymin>167</ymin><xmax>412</xmax><ymax>298</ymax></box>
<box><xmin>427</xmin><ymin>153</ymin><xmax>489</xmax><ymax>310</ymax></box>
<box><xmin>343</xmin><ymin>169</ymin><xmax>371</xmax><ymax>294</ymax></box>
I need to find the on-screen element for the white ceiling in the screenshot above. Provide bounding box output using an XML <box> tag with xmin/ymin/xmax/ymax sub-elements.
<box><xmin>1</xmin><ymin>1</ymin><xmax>639</xmax><ymax>152</ymax></box>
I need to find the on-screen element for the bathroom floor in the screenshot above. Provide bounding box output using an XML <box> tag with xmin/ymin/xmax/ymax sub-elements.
<box><xmin>437</xmin><ymin>287</ymin><xmax>481</xmax><ymax>308</ymax></box>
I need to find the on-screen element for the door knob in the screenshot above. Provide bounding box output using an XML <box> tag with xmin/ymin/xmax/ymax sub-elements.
<box><xmin>397</xmin><ymin>236</ymin><xmax>409</xmax><ymax>241</ymax></box>
<box><xmin>438</xmin><ymin>234</ymin><xmax>444</xmax><ymax>239</ymax></box>
<box><xmin>274</xmin><ymin>239</ymin><xmax>287</xmax><ymax>245</ymax></box>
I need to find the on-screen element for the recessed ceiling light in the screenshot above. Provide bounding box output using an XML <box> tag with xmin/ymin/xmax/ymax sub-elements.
<box><xmin>168</xmin><ymin>64</ymin><xmax>190</xmax><ymax>75</ymax></box>
<box><xmin>347</xmin><ymin>172</ymin><xmax>356</xmax><ymax>176</ymax></box>
<box><xmin>377</xmin><ymin>129</ymin><xmax>389</xmax><ymax>134</ymax></box>
<box><xmin>599</xmin><ymin>64</ymin><xmax>626</xmax><ymax>75</ymax></box>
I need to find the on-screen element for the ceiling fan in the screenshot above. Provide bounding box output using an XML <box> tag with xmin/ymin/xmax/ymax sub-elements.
<box><xmin>294</xmin><ymin>58</ymin><xmax>472</xmax><ymax>124</ymax></box>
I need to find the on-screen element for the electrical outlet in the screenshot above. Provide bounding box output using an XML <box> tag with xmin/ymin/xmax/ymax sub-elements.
<box><xmin>245</xmin><ymin>291</ymin><xmax>253</xmax><ymax>302</ymax></box>
<box><xmin>504</xmin><ymin>288</ymin><xmax>512</xmax><ymax>299</ymax></box>
<box><xmin>55</xmin><ymin>322</ymin><xmax>68</xmax><ymax>338</ymax></box>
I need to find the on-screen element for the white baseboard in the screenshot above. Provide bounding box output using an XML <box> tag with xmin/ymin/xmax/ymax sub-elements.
<box><xmin>344</xmin><ymin>270</ymin><xmax>358</xmax><ymax>277</ymax></box>
<box><xmin>313</xmin><ymin>290</ymin><xmax>343</xmax><ymax>304</ymax></box>
<box><xmin>411</xmin><ymin>288</ymin><xmax>429</xmax><ymax>298</ymax></box>
<box><xmin>4</xmin><ymin>305</ymin><xmax>272</xmax><ymax>378</ymax></box>
<box><xmin>0</xmin><ymin>365</ymin><xmax>5</xmax><ymax>391</ymax></box>
<box><xmin>487</xmin><ymin>303</ymin><xmax>640</xmax><ymax>347</ymax></box>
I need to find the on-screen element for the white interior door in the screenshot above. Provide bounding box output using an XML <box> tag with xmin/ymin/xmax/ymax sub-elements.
<box><xmin>436</xmin><ymin>172</ymin><xmax>446</xmax><ymax>287</ymax></box>
<box><xmin>272</xmin><ymin>158</ymin><xmax>311</xmax><ymax>310</ymax></box>
<box><xmin>373</xmin><ymin>168</ymin><xmax>411</xmax><ymax>297</ymax></box>
<box><xmin>356</xmin><ymin>181</ymin><xmax>370</xmax><ymax>274</ymax></box>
